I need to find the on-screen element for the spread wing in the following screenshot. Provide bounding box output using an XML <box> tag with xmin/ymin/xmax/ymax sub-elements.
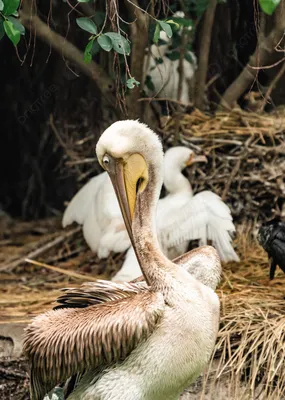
<box><xmin>62</xmin><ymin>173</ymin><xmax>128</xmax><ymax>256</ymax></box>
<box><xmin>158</xmin><ymin>191</ymin><xmax>239</xmax><ymax>262</ymax></box>
<box><xmin>62</xmin><ymin>173</ymin><xmax>107</xmax><ymax>228</ymax></box>
<box><xmin>24</xmin><ymin>281</ymin><xmax>164</xmax><ymax>400</ymax></box>
<box><xmin>62</xmin><ymin>173</ymin><xmax>107</xmax><ymax>252</ymax></box>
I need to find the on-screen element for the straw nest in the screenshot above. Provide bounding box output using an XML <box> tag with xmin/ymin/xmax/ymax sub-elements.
<box><xmin>0</xmin><ymin>219</ymin><xmax>284</xmax><ymax>399</ymax></box>
<box><xmin>160</xmin><ymin>108</ymin><xmax>285</xmax><ymax>223</ymax></box>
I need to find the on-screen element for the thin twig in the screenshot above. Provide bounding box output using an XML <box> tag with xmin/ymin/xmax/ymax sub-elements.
<box><xmin>25</xmin><ymin>258</ymin><xmax>100</xmax><ymax>282</ymax></box>
<box><xmin>0</xmin><ymin>228</ymin><xmax>81</xmax><ymax>273</ymax></box>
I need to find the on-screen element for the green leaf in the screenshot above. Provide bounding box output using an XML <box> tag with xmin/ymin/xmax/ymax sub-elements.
<box><xmin>91</xmin><ymin>39</ymin><xmax>100</xmax><ymax>55</ymax></box>
<box><xmin>171</xmin><ymin>17</ymin><xmax>194</xmax><ymax>28</ymax></box>
<box><xmin>0</xmin><ymin>1</ymin><xmax>4</xmax><ymax>11</ymax></box>
<box><xmin>76</xmin><ymin>17</ymin><xmax>97</xmax><ymax>34</ymax></box>
<box><xmin>145</xmin><ymin>75</ymin><xmax>155</xmax><ymax>91</ymax></box>
<box><xmin>0</xmin><ymin>17</ymin><xmax>5</xmax><ymax>40</ymax></box>
<box><xmin>166</xmin><ymin>51</ymin><xmax>180</xmax><ymax>61</ymax></box>
<box><xmin>84</xmin><ymin>39</ymin><xmax>94</xmax><ymax>63</ymax></box>
<box><xmin>185</xmin><ymin>52</ymin><xmax>196</xmax><ymax>64</ymax></box>
<box><xmin>4</xmin><ymin>19</ymin><xmax>20</xmax><ymax>45</ymax></box>
<box><xmin>105</xmin><ymin>32</ymin><xmax>130</xmax><ymax>55</ymax></box>
<box><xmin>2</xmin><ymin>0</ymin><xmax>20</xmax><ymax>16</ymax></box>
<box><xmin>126</xmin><ymin>77</ymin><xmax>140</xmax><ymax>89</ymax></box>
<box><xmin>97</xmin><ymin>34</ymin><xmax>112</xmax><ymax>52</ymax></box>
<box><xmin>259</xmin><ymin>0</ymin><xmax>280</xmax><ymax>15</ymax></box>
<box><xmin>166</xmin><ymin>19</ymin><xmax>180</xmax><ymax>28</ymax></box>
<box><xmin>158</xmin><ymin>21</ymin><xmax>172</xmax><ymax>38</ymax></box>
<box><xmin>153</xmin><ymin>23</ymin><xmax>160</xmax><ymax>43</ymax></box>
<box><xmin>93</xmin><ymin>12</ymin><xmax>105</xmax><ymax>28</ymax></box>
<box><xmin>194</xmin><ymin>0</ymin><xmax>209</xmax><ymax>17</ymax></box>
<box><xmin>8</xmin><ymin>16</ymin><xmax>25</xmax><ymax>35</ymax></box>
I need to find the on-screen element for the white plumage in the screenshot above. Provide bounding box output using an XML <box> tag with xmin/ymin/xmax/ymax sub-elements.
<box><xmin>143</xmin><ymin>20</ymin><xmax>197</xmax><ymax>103</ymax></box>
<box><xmin>62</xmin><ymin>171</ymin><xmax>129</xmax><ymax>258</ymax></box>
<box><xmin>63</xmin><ymin>145</ymin><xmax>239</xmax><ymax>282</ymax></box>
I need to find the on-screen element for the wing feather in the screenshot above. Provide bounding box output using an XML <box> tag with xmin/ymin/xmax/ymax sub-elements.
<box><xmin>24</xmin><ymin>282</ymin><xmax>164</xmax><ymax>400</ymax></box>
<box><xmin>158</xmin><ymin>191</ymin><xmax>239</xmax><ymax>262</ymax></box>
<box><xmin>62</xmin><ymin>173</ymin><xmax>107</xmax><ymax>228</ymax></box>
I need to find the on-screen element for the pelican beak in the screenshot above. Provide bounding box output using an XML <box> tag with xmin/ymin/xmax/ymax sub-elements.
<box><xmin>186</xmin><ymin>154</ymin><xmax>207</xmax><ymax>166</ymax></box>
<box><xmin>104</xmin><ymin>153</ymin><xmax>148</xmax><ymax>246</ymax></box>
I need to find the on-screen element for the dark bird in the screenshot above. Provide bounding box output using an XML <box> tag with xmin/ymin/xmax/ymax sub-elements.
<box><xmin>258</xmin><ymin>219</ymin><xmax>285</xmax><ymax>279</ymax></box>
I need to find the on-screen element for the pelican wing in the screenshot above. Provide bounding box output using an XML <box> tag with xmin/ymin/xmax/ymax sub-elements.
<box><xmin>172</xmin><ymin>246</ymin><xmax>221</xmax><ymax>290</ymax></box>
<box><xmin>62</xmin><ymin>173</ymin><xmax>127</xmax><ymax>255</ymax></box>
<box><xmin>62</xmin><ymin>173</ymin><xmax>107</xmax><ymax>252</ymax></box>
<box><xmin>24</xmin><ymin>281</ymin><xmax>164</xmax><ymax>400</ymax></box>
<box><xmin>62</xmin><ymin>173</ymin><xmax>107</xmax><ymax>228</ymax></box>
<box><xmin>158</xmin><ymin>191</ymin><xmax>239</xmax><ymax>262</ymax></box>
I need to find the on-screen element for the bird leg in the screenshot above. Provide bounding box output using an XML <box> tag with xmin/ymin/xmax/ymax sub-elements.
<box><xmin>269</xmin><ymin>257</ymin><xmax>277</xmax><ymax>280</ymax></box>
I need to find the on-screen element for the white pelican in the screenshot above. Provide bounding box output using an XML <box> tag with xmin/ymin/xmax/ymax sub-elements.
<box><xmin>62</xmin><ymin>146</ymin><xmax>238</xmax><ymax>281</ymax></box>
<box><xmin>61</xmin><ymin>146</ymin><xmax>203</xmax><ymax>260</ymax></box>
<box><xmin>113</xmin><ymin>146</ymin><xmax>239</xmax><ymax>281</ymax></box>
<box><xmin>143</xmin><ymin>29</ymin><xmax>197</xmax><ymax>103</ymax></box>
<box><xmin>24</xmin><ymin>120</ymin><xmax>221</xmax><ymax>400</ymax></box>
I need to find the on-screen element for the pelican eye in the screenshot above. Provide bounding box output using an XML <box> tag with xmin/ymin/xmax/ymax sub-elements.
<box><xmin>102</xmin><ymin>155</ymin><xmax>110</xmax><ymax>168</ymax></box>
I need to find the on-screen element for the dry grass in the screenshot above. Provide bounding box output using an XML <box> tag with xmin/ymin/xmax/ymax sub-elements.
<box><xmin>201</xmin><ymin>224</ymin><xmax>285</xmax><ymax>399</ymax></box>
<box><xmin>160</xmin><ymin>108</ymin><xmax>285</xmax><ymax>224</ymax></box>
<box><xmin>1</xmin><ymin>218</ymin><xmax>284</xmax><ymax>398</ymax></box>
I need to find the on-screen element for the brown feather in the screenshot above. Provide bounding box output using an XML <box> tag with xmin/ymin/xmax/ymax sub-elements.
<box><xmin>24</xmin><ymin>283</ymin><xmax>164</xmax><ymax>400</ymax></box>
<box><xmin>54</xmin><ymin>280</ymin><xmax>148</xmax><ymax>309</ymax></box>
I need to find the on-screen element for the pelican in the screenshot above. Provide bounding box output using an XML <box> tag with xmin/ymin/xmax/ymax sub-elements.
<box><xmin>143</xmin><ymin>30</ymin><xmax>197</xmax><ymax>104</ymax></box>
<box><xmin>113</xmin><ymin>146</ymin><xmax>239</xmax><ymax>281</ymax></box>
<box><xmin>63</xmin><ymin>146</ymin><xmax>238</xmax><ymax>281</ymax></box>
<box><xmin>24</xmin><ymin>120</ymin><xmax>221</xmax><ymax>400</ymax></box>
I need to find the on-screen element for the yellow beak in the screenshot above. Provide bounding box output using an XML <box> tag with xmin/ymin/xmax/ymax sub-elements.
<box><xmin>105</xmin><ymin>153</ymin><xmax>148</xmax><ymax>248</ymax></box>
<box><xmin>186</xmin><ymin>154</ymin><xmax>207</xmax><ymax>166</ymax></box>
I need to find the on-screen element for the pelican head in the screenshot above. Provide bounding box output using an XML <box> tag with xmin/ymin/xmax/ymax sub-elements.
<box><xmin>96</xmin><ymin>120</ymin><xmax>163</xmax><ymax>246</ymax></box>
<box><xmin>163</xmin><ymin>146</ymin><xmax>207</xmax><ymax>194</ymax></box>
<box><xmin>164</xmin><ymin>146</ymin><xmax>207</xmax><ymax>171</ymax></box>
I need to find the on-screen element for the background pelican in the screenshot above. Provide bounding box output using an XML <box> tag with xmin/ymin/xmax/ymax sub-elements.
<box><xmin>25</xmin><ymin>120</ymin><xmax>221</xmax><ymax>400</ymax></box>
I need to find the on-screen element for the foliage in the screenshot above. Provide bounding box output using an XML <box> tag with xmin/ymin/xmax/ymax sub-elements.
<box><xmin>0</xmin><ymin>0</ymin><xmax>282</xmax><ymax>91</ymax></box>
<box><xmin>0</xmin><ymin>0</ymin><xmax>24</xmax><ymax>45</ymax></box>
<box><xmin>259</xmin><ymin>0</ymin><xmax>280</xmax><ymax>14</ymax></box>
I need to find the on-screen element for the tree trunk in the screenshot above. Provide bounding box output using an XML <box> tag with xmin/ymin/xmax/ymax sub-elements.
<box><xmin>220</xmin><ymin>1</ymin><xmax>285</xmax><ymax>109</ymax></box>
<box><xmin>194</xmin><ymin>0</ymin><xmax>218</xmax><ymax>110</ymax></box>
<box><xmin>125</xmin><ymin>0</ymin><xmax>149</xmax><ymax>119</ymax></box>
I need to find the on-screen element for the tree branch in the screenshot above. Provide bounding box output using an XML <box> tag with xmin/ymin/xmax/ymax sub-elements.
<box><xmin>125</xmin><ymin>0</ymin><xmax>149</xmax><ymax>118</ymax></box>
<box><xmin>194</xmin><ymin>0</ymin><xmax>217</xmax><ymax>110</ymax></box>
<box><xmin>19</xmin><ymin>1</ymin><xmax>114</xmax><ymax>96</ymax></box>
<box><xmin>220</xmin><ymin>2</ymin><xmax>285</xmax><ymax>109</ymax></box>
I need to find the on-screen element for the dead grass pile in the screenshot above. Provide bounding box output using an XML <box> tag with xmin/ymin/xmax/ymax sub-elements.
<box><xmin>0</xmin><ymin>224</ymin><xmax>284</xmax><ymax>398</ymax></box>
<box><xmin>202</xmin><ymin>224</ymin><xmax>285</xmax><ymax>399</ymax></box>
<box><xmin>160</xmin><ymin>108</ymin><xmax>285</xmax><ymax>223</ymax></box>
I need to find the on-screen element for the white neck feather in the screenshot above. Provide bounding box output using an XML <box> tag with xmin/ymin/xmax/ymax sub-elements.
<box><xmin>163</xmin><ymin>164</ymin><xmax>192</xmax><ymax>195</ymax></box>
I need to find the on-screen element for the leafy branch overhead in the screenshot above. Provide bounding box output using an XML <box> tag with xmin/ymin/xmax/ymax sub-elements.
<box><xmin>76</xmin><ymin>17</ymin><xmax>131</xmax><ymax>64</ymax></box>
<box><xmin>0</xmin><ymin>0</ymin><xmax>283</xmax><ymax>95</ymax></box>
<box><xmin>0</xmin><ymin>0</ymin><xmax>25</xmax><ymax>45</ymax></box>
